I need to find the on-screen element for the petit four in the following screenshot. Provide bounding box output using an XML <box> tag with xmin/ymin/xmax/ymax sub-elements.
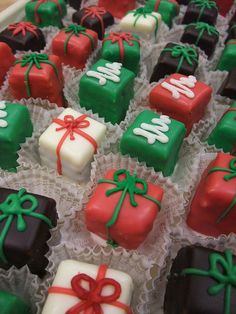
<box><xmin>229</xmin><ymin>10</ymin><xmax>236</xmax><ymax>28</ymax></box>
<box><xmin>79</xmin><ymin>59</ymin><xmax>135</xmax><ymax>124</ymax></box>
<box><xmin>120</xmin><ymin>110</ymin><xmax>186</xmax><ymax>176</ymax></box>
<box><xmin>0</xmin><ymin>43</ymin><xmax>14</xmax><ymax>87</ymax></box>
<box><xmin>98</xmin><ymin>0</ymin><xmax>136</xmax><ymax>19</ymax></box>
<box><xmin>227</xmin><ymin>24</ymin><xmax>236</xmax><ymax>42</ymax></box>
<box><xmin>217</xmin><ymin>40</ymin><xmax>236</xmax><ymax>72</ymax></box>
<box><xmin>218</xmin><ymin>68</ymin><xmax>236</xmax><ymax>100</ymax></box>
<box><xmin>182</xmin><ymin>0</ymin><xmax>218</xmax><ymax>25</ymax></box>
<box><xmin>85</xmin><ymin>168</ymin><xmax>163</xmax><ymax>249</ymax></box>
<box><xmin>145</xmin><ymin>0</ymin><xmax>179</xmax><ymax>28</ymax></box>
<box><xmin>101</xmin><ymin>32</ymin><xmax>141</xmax><ymax>74</ymax></box>
<box><xmin>164</xmin><ymin>246</ymin><xmax>236</xmax><ymax>314</ymax></box>
<box><xmin>0</xmin><ymin>291</ymin><xmax>30</xmax><ymax>314</ymax></box>
<box><xmin>181</xmin><ymin>22</ymin><xmax>219</xmax><ymax>58</ymax></box>
<box><xmin>120</xmin><ymin>7</ymin><xmax>162</xmax><ymax>42</ymax></box>
<box><xmin>42</xmin><ymin>260</ymin><xmax>133</xmax><ymax>314</ymax></box>
<box><xmin>207</xmin><ymin>103</ymin><xmax>236</xmax><ymax>154</ymax></box>
<box><xmin>25</xmin><ymin>0</ymin><xmax>67</xmax><ymax>28</ymax></box>
<box><xmin>0</xmin><ymin>187</ymin><xmax>57</xmax><ymax>276</ymax></box>
<box><xmin>176</xmin><ymin>0</ymin><xmax>190</xmax><ymax>3</ymax></box>
<box><xmin>9</xmin><ymin>53</ymin><xmax>64</xmax><ymax>107</ymax></box>
<box><xmin>52</xmin><ymin>24</ymin><xmax>98</xmax><ymax>70</ymax></box>
<box><xmin>72</xmin><ymin>6</ymin><xmax>114</xmax><ymax>40</ymax></box>
<box><xmin>0</xmin><ymin>22</ymin><xmax>46</xmax><ymax>53</ymax></box>
<box><xmin>150</xmin><ymin>43</ymin><xmax>199</xmax><ymax>83</ymax></box>
<box><xmin>0</xmin><ymin>101</ymin><xmax>33</xmax><ymax>171</ymax></box>
<box><xmin>214</xmin><ymin>0</ymin><xmax>234</xmax><ymax>17</ymax></box>
<box><xmin>149</xmin><ymin>74</ymin><xmax>212</xmax><ymax>134</ymax></box>
<box><xmin>39</xmin><ymin>108</ymin><xmax>107</xmax><ymax>181</ymax></box>
<box><xmin>68</xmin><ymin>0</ymin><xmax>82</xmax><ymax>10</ymax></box>
<box><xmin>187</xmin><ymin>153</ymin><xmax>236</xmax><ymax>236</ymax></box>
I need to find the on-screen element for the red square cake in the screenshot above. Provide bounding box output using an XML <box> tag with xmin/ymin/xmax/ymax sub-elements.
<box><xmin>9</xmin><ymin>53</ymin><xmax>64</xmax><ymax>106</ymax></box>
<box><xmin>98</xmin><ymin>0</ymin><xmax>136</xmax><ymax>19</ymax></box>
<box><xmin>187</xmin><ymin>153</ymin><xmax>236</xmax><ymax>237</ymax></box>
<box><xmin>0</xmin><ymin>43</ymin><xmax>15</xmax><ymax>87</ymax></box>
<box><xmin>85</xmin><ymin>168</ymin><xmax>164</xmax><ymax>250</ymax></box>
<box><xmin>52</xmin><ymin>24</ymin><xmax>98</xmax><ymax>70</ymax></box>
<box><xmin>149</xmin><ymin>73</ymin><xmax>212</xmax><ymax>134</ymax></box>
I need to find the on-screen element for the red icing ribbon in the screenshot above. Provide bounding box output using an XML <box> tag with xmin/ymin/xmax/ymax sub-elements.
<box><xmin>227</xmin><ymin>40</ymin><xmax>236</xmax><ymax>45</ymax></box>
<box><xmin>8</xmin><ymin>22</ymin><xmax>38</xmax><ymax>37</ymax></box>
<box><xmin>48</xmin><ymin>264</ymin><xmax>133</xmax><ymax>314</ymax></box>
<box><xmin>103</xmin><ymin>32</ymin><xmax>140</xmax><ymax>63</ymax></box>
<box><xmin>52</xmin><ymin>114</ymin><xmax>97</xmax><ymax>175</ymax></box>
<box><xmin>80</xmin><ymin>7</ymin><xmax>106</xmax><ymax>36</ymax></box>
<box><xmin>153</xmin><ymin>0</ymin><xmax>178</xmax><ymax>11</ymax></box>
<box><xmin>34</xmin><ymin>0</ymin><xmax>63</xmax><ymax>24</ymax></box>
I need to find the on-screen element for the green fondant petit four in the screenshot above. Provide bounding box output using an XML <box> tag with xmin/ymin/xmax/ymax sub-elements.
<box><xmin>0</xmin><ymin>291</ymin><xmax>30</xmax><ymax>314</ymax></box>
<box><xmin>217</xmin><ymin>40</ymin><xmax>236</xmax><ymax>71</ymax></box>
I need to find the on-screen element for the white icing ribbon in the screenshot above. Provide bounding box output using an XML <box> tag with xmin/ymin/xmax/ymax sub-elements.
<box><xmin>161</xmin><ymin>75</ymin><xmax>197</xmax><ymax>99</ymax></box>
<box><xmin>86</xmin><ymin>62</ymin><xmax>122</xmax><ymax>86</ymax></box>
<box><xmin>0</xmin><ymin>101</ymin><xmax>8</xmax><ymax>128</ymax></box>
<box><xmin>133</xmin><ymin>115</ymin><xmax>171</xmax><ymax>144</ymax></box>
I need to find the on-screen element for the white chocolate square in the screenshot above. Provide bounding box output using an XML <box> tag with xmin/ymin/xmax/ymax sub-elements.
<box><xmin>39</xmin><ymin>108</ymin><xmax>106</xmax><ymax>180</ymax></box>
<box><xmin>120</xmin><ymin>11</ymin><xmax>162</xmax><ymax>42</ymax></box>
<box><xmin>42</xmin><ymin>260</ymin><xmax>134</xmax><ymax>314</ymax></box>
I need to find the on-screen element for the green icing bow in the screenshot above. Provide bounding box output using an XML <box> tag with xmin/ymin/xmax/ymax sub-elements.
<box><xmin>15</xmin><ymin>53</ymin><xmax>60</xmax><ymax>97</ymax></box>
<box><xmin>162</xmin><ymin>44</ymin><xmax>198</xmax><ymax>73</ymax></box>
<box><xmin>98</xmin><ymin>169</ymin><xmax>161</xmax><ymax>247</ymax></box>
<box><xmin>130</xmin><ymin>7</ymin><xmax>159</xmax><ymax>37</ymax></box>
<box><xmin>63</xmin><ymin>24</ymin><xmax>95</xmax><ymax>54</ymax></box>
<box><xmin>187</xmin><ymin>22</ymin><xmax>219</xmax><ymax>46</ymax></box>
<box><xmin>181</xmin><ymin>250</ymin><xmax>236</xmax><ymax>314</ymax></box>
<box><xmin>190</xmin><ymin>0</ymin><xmax>218</xmax><ymax>22</ymax></box>
<box><xmin>0</xmin><ymin>188</ymin><xmax>53</xmax><ymax>264</ymax></box>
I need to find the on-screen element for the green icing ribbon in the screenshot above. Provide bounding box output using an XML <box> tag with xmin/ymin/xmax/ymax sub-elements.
<box><xmin>63</xmin><ymin>24</ymin><xmax>95</xmax><ymax>54</ymax></box>
<box><xmin>186</xmin><ymin>22</ymin><xmax>219</xmax><ymax>45</ymax></box>
<box><xmin>130</xmin><ymin>7</ymin><xmax>159</xmax><ymax>37</ymax></box>
<box><xmin>181</xmin><ymin>250</ymin><xmax>236</xmax><ymax>314</ymax></box>
<box><xmin>208</xmin><ymin>157</ymin><xmax>236</xmax><ymax>223</ymax></box>
<box><xmin>190</xmin><ymin>0</ymin><xmax>218</xmax><ymax>22</ymax></box>
<box><xmin>162</xmin><ymin>44</ymin><xmax>198</xmax><ymax>73</ymax></box>
<box><xmin>98</xmin><ymin>169</ymin><xmax>161</xmax><ymax>247</ymax></box>
<box><xmin>15</xmin><ymin>53</ymin><xmax>60</xmax><ymax>97</ymax></box>
<box><xmin>0</xmin><ymin>188</ymin><xmax>53</xmax><ymax>264</ymax></box>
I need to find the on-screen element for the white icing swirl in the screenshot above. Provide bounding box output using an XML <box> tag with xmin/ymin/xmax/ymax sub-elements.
<box><xmin>0</xmin><ymin>101</ymin><xmax>7</xmax><ymax>128</ymax></box>
<box><xmin>161</xmin><ymin>75</ymin><xmax>197</xmax><ymax>99</ymax></box>
<box><xmin>86</xmin><ymin>62</ymin><xmax>122</xmax><ymax>86</ymax></box>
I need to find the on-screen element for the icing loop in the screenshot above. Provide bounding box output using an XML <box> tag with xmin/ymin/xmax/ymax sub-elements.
<box><xmin>53</xmin><ymin>114</ymin><xmax>97</xmax><ymax>175</ymax></box>
<box><xmin>187</xmin><ymin>22</ymin><xmax>219</xmax><ymax>45</ymax></box>
<box><xmin>133</xmin><ymin>115</ymin><xmax>171</xmax><ymax>144</ymax></box>
<box><xmin>8</xmin><ymin>22</ymin><xmax>38</xmax><ymax>37</ymax></box>
<box><xmin>80</xmin><ymin>7</ymin><xmax>107</xmax><ymax>36</ymax></box>
<box><xmin>190</xmin><ymin>0</ymin><xmax>218</xmax><ymax>21</ymax></box>
<box><xmin>131</xmin><ymin>7</ymin><xmax>159</xmax><ymax>36</ymax></box>
<box><xmin>0</xmin><ymin>188</ymin><xmax>53</xmax><ymax>264</ymax></box>
<box><xmin>98</xmin><ymin>169</ymin><xmax>161</xmax><ymax>246</ymax></box>
<box><xmin>161</xmin><ymin>75</ymin><xmax>197</xmax><ymax>99</ymax></box>
<box><xmin>163</xmin><ymin>44</ymin><xmax>198</xmax><ymax>73</ymax></box>
<box><xmin>34</xmin><ymin>0</ymin><xmax>63</xmax><ymax>24</ymax></box>
<box><xmin>181</xmin><ymin>250</ymin><xmax>236</xmax><ymax>314</ymax></box>
<box><xmin>87</xmin><ymin>62</ymin><xmax>122</xmax><ymax>85</ymax></box>
<box><xmin>0</xmin><ymin>101</ymin><xmax>8</xmax><ymax>128</ymax></box>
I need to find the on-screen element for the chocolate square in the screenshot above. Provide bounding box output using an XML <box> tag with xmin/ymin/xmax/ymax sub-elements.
<box><xmin>181</xmin><ymin>23</ymin><xmax>219</xmax><ymax>58</ymax></box>
<box><xmin>72</xmin><ymin>6</ymin><xmax>114</xmax><ymax>40</ymax></box>
<box><xmin>176</xmin><ymin>0</ymin><xmax>190</xmax><ymax>4</ymax></box>
<box><xmin>164</xmin><ymin>246</ymin><xmax>236</xmax><ymax>314</ymax></box>
<box><xmin>0</xmin><ymin>188</ymin><xmax>57</xmax><ymax>277</ymax></box>
<box><xmin>226</xmin><ymin>24</ymin><xmax>236</xmax><ymax>43</ymax></box>
<box><xmin>150</xmin><ymin>43</ymin><xmax>199</xmax><ymax>83</ymax></box>
<box><xmin>229</xmin><ymin>11</ymin><xmax>236</xmax><ymax>28</ymax></box>
<box><xmin>182</xmin><ymin>2</ymin><xmax>218</xmax><ymax>25</ymax></box>
<box><xmin>68</xmin><ymin>0</ymin><xmax>82</xmax><ymax>9</ymax></box>
<box><xmin>218</xmin><ymin>68</ymin><xmax>236</xmax><ymax>100</ymax></box>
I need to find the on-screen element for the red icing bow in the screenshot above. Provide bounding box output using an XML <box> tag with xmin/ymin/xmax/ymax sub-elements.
<box><xmin>81</xmin><ymin>7</ymin><xmax>107</xmax><ymax>36</ymax></box>
<box><xmin>34</xmin><ymin>0</ymin><xmax>63</xmax><ymax>24</ymax></box>
<box><xmin>48</xmin><ymin>264</ymin><xmax>133</xmax><ymax>314</ymax></box>
<box><xmin>103</xmin><ymin>32</ymin><xmax>140</xmax><ymax>62</ymax></box>
<box><xmin>52</xmin><ymin>114</ymin><xmax>97</xmax><ymax>175</ymax></box>
<box><xmin>8</xmin><ymin>22</ymin><xmax>38</xmax><ymax>37</ymax></box>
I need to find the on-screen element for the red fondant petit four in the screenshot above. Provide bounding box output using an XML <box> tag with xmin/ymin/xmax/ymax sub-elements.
<box><xmin>0</xmin><ymin>43</ymin><xmax>14</xmax><ymax>87</ymax></box>
<box><xmin>98</xmin><ymin>0</ymin><xmax>136</xmax><ymax>19</ymax></box>
<box><xmin>214</xmin><ymin>0</ymin><xmax>233</xmax><ymax>17</ymax></box>
<box><xmin>187</xmin><ymin>153</ymin><xmax>236</xmax><ymax>237</ymax></box>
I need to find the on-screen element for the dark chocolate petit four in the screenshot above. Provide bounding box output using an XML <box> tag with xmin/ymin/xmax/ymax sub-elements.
<box><xmin>182</xmin><ymin>0</ymin><xmax>218</xmax><ymax>25</ymax></box>
<box><xmin>227</xmin><ymin>24</ymin><xmax>236</xmax><ymax>42</ymax></box>
<box><xmin>176</xmin><ymin>0</ymin><xmax>190</xmax><ymax>4</ymax></box>
<box><xmin>0</xmin><ymin>22</ymin><xmax>45</xmax><ymax>53</ymax></box>
<box><xmin>218</xmin><ymin>68</ymin><xmax>236</xmax><ymax>100</ymax></box>
<box><xmin>150</xmin><ymin>43</ymin><xmax>199</xmax><ymax>83</ymax></box>
<box><xmin>0</xmin><ymin>188</ymin><xmax>57</xmax><ymax>276</ymax></box>
<box><xmin>217</xmin><ymin>40</ymin><xmax>236</xmax><ymax>71</ymax></box>
<box><xmin>164</xmin><ymin>246</ymin><xmax>236</xmax><ymax>314</ymax></box>
<box><xmin>68</xmin><ymin>0</ymin><xmax>82</xmax><ymax>10</ymax></box>
<box><xmin>0</xmin><ymin>291</ymin><xmax>30</xmax><ymax>314</ymax></box>
<box><xmin>72</xmin><ymin>6</ymin><xmax>114</xmax><ymax>40</ymax></box>
<box><xmin>98</xmin><ymin>0</ymin><xmax>136</xmax><ymax>19</ymax></box>
<box><xmin>230</xmin><ymin>11</ymin><xmax>236</xmax><ymax>28</ymax></box>
<box><xmin>0</xmin><ymin>43</ymin><xmax>14</xmax><ymax>87</ymax></box>
<box><xmin>181</xmin><ymin>22</ymin><xmax>219</xmax><ymax>58</ymax></box>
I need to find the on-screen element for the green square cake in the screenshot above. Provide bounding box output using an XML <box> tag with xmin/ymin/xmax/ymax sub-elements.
<box><xmin>0</xmin><ymin>291</ymin><xmax>30</xmax><ymax>314</ymax></box>
<box><xmin>120</xmin><ymin>110</ymin><xmax>186</xmax><ymax>176</ymax></box>
<box><xmin>216</xmin><ymin>40</ymin><xmax>236</xmax><ymax>71</ymax></box>
<box><xmin>0</xmin><ymin>101</ymin><xmax>33</xmax><ymax>171</ymax></box>
<box><xmin>79</xmin><ymin>59</ymin><xmax>135</xmax><ymax>124</ymax></box>
<box><xmin>25</xmin><ymin>0</ymin><xmax>67</xmax><ymax>28</ymax></box>
<box><xmin>207</xmin><ymin>103</ymin><xmax>236</xmax><ymax>153</ymax></box>
<box><xmin>145</xmin><ymin>0</ymin><xmax>179</xmax><ymax>28</ymax></box>
<box><xmin>101</xmin><ymin>32</ymin><xmax>141</xmax><ymax>74</ymax></box>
